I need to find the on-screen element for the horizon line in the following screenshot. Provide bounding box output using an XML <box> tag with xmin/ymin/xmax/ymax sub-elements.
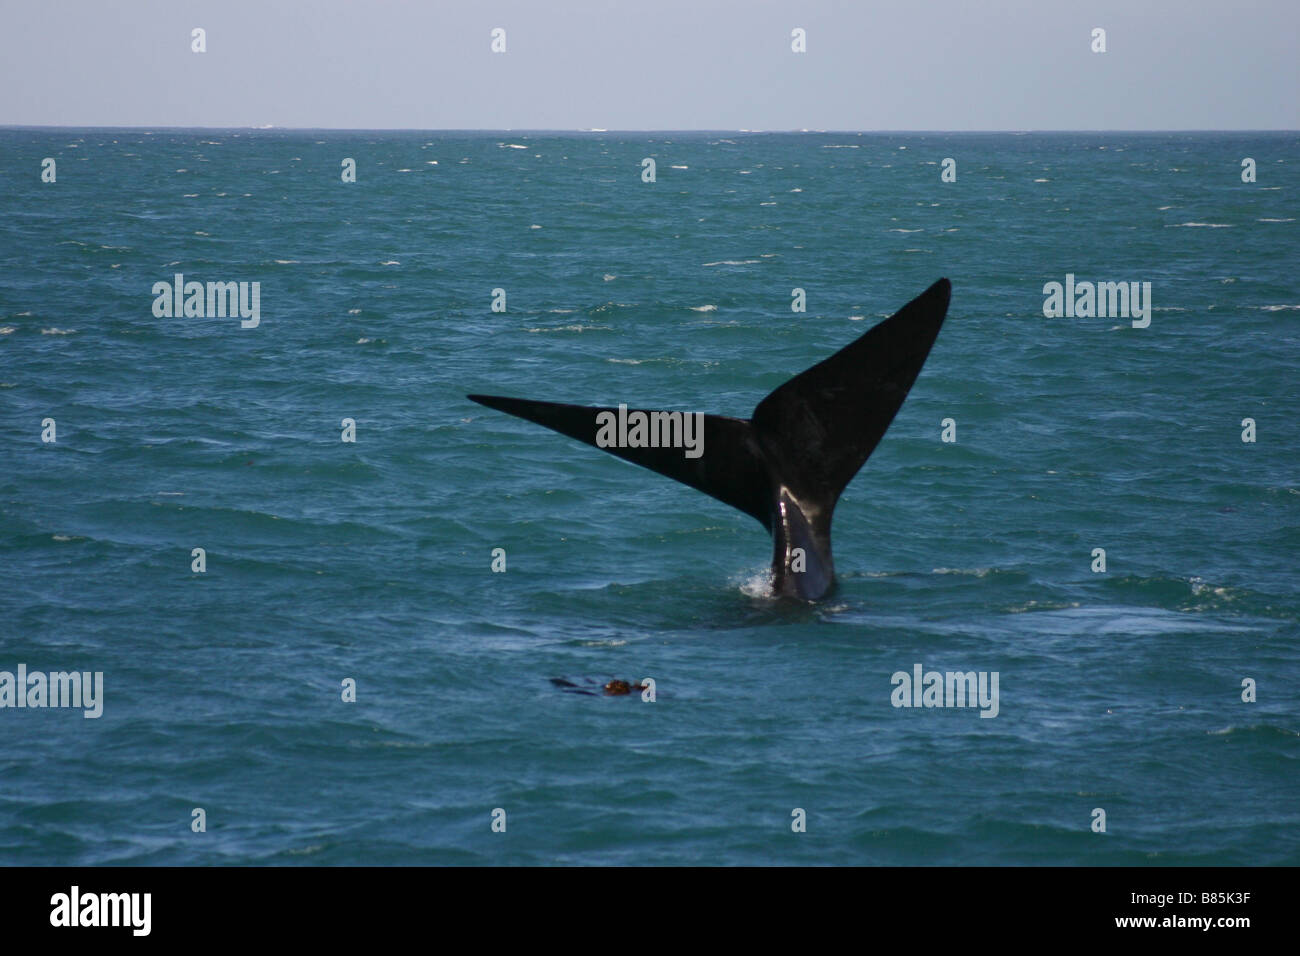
<box><xmin>2</xmin><ymin>125</ymin><xmax>1298</xmax><ymax>134</ymax></box>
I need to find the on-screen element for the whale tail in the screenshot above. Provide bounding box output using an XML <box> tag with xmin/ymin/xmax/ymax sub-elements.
<box><xmin>468</xmin><ymin>277</ymin><xmax>951</xmax><ymax>599</ymax></box>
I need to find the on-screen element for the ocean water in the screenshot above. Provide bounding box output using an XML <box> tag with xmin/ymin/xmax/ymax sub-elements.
<box><xmin>1</xmin><ymin>129</ymin><xmax>1297</xmax><ymax>866</ymax></box>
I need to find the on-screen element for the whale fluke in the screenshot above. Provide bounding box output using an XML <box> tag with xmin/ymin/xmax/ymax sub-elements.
<box><xmin>469</xmin><ymin>277</ymin><xmax>951</xmax><ymax>600</ymax></box>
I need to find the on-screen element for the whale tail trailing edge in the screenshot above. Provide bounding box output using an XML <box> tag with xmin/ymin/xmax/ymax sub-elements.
<box><xmin>468</xmin><ymin>277</ymin><xmax>951</xmax><ymax>599</ymax></box>
<box><xmin>463</xmin><ymin>395</ymin><xmax>773</xmax><ymax>526</ymax></box>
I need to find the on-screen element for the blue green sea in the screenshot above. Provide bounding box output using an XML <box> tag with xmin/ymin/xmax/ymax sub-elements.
<box><xmin>1</xmin><ymin>129</ymin><xmax>1297</xmax><ymax>865</ymax></box>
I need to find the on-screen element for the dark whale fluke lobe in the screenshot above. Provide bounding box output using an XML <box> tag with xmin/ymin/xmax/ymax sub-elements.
<box><xmin>469</xmin><ymin>278</ymin><xmax>951</xmax><ymax>600</ymax></box>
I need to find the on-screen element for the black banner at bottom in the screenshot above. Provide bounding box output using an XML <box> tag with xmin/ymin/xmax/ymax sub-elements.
<box><xmin>0</xmin><ymin>865</ymin><xmax>1280</xmax><ymax>941</ymax></box>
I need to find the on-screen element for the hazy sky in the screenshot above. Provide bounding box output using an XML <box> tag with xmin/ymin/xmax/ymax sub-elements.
<box><xmin>2</xmin><ymin>0</ymin><xmax>1296</xmax><ymax>129</ymax></box>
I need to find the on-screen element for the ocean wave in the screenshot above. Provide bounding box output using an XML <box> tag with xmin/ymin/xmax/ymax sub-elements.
<box><xmin>525</xmin><ymin>324</ymin><xmax>612</xmax><ymax>333</ymax></box>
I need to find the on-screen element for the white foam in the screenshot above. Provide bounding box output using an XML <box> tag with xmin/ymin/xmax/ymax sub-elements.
<box><xmin>525</xmin><ymin>324</ymin><xmax>610</xmax><ymax>333</ymax></box>
<box><xmin>738</xmin><ymin>567</ymin><xmax>775</xmax><ymax>599</ymax></box>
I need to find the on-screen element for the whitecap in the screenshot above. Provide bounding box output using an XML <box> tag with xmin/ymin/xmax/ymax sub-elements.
<box><xmin>525</xmin><ymin>324</ymin><xmax>610</xmax><ymax>333</ymax></box>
